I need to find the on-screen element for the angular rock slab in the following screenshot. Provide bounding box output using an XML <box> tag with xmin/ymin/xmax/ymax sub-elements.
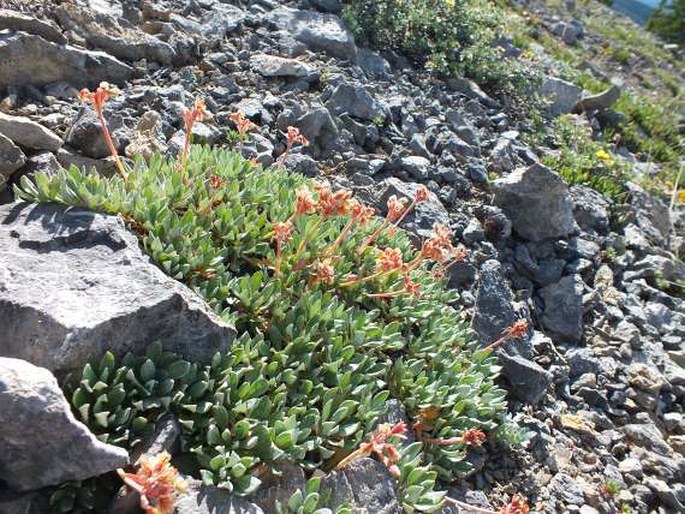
<box><xmin>539</xmin><ymin>274</ymin><xmax>584</xmax><ymax>343</ymax></box>
<box><xmin>0</xmin><ymin>203</ymin><xmax>235</xmax><ymax>374</ymax></box>
<box><xmin>266</xmin><ymin>6</ymin><xmax>358</xmax><ymax>61</ymax></box>
<box><xmin>173</xmin><ymin>479</ymin><xmax>264</xmax><ymax>514</ymax></box>
<box><xmin>539</xmin><ymin>77</ymin><xmax>582</xmax><ymax>117</ymax></box>
<box><xmin>0</xmin><ymin>112</ymin><xmax>62</xmax><ymax>152</ymax></box>
<box><xmin>493</xmin><ymin>163</ymin><xmax>576</xmax><ymax>242</ymax></box>
<box><xmin>322</xmin><ymin>457</ymin><xmax>401</xmax><ymax>513</ymax></box>
<box><xmin>0</xmin><ymin>31</ymin><xmax>134</xmax><ymax>89</ymax></box>
<box><xmin>0</xmin><ymin>357</ymin><xmax>129</xmax><ymax>491</ymax></box>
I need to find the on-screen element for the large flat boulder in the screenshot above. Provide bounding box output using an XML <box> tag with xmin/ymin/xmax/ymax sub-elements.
<box><xmin>0</xmin><ymin>202</ymin><xmax>235</xmax><ymax>374</ymax></box>
<box><xmin>0</xmin><ymin>31</ymin><xmax>134</xmax><ymax>89</ymax></box>
<box><xmin>0</xmin><ymin>357</ymin><xmax>129</xmax><ymax>491</ymax></box>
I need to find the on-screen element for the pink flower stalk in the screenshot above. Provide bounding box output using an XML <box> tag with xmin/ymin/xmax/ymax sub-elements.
<box><xmin>277</xmin><ymin>126</ymin><xmax>309</xmax><ymax>167</ymax></box>
<box><xmin>484</xmin><ymin>319</ymin><xmax>530</xmax><ymax>353</ymax></box>
<box><xmin>78</xmin><ymin>82</ymin><xmax>127</xmax><ymax>179</ymax></box>
<box><xmin>272</xmin><ymin>221</ymin><xmax>294</xmax><ymax>276</ymax></box>
<box><xmin>229</xmin><ymin>110</ymin><xmax>258</xmax><ymax>136</ymax></box>
<box><xmin>117</xmin><ymin>452</ymin><xmax>186</xmax><ymax>514</ymax></box>
<box><xmin>337</xmin><ymin>422</ymin><xmax>407</xmax><ymax>478</ymax></box>
<box><xmin>180</xmin><ymin>98</ymin><xmax>210</xmax><ymax>178</ymax></box>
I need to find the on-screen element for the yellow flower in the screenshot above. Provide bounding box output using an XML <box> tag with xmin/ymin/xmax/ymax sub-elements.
<box><xmin>595</xmin><ymin>149</ymin><xmax>611</xmax><ymax>160</ymax></box>
<box><xmin>678</xmin><ymin>190</ymin><xmax>685</xmax><ymax>204</ymax></box>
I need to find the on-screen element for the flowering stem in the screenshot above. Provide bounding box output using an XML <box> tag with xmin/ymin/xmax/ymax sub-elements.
<box><xmin>292</xmin><ymin>218</ymin><xmax>322</xmax><ymax>261</ymax></box>
<box><xmin>180</xmin><ymin>131</ymin><xmax>192</xmax><ymax>180</ymax></box>
<box><xmin>392</xmin><ymin>199</ymin><xmax>417</xmax><ymax>228</ymax></box>
<box><xmin>324</xmin><ymin>219</ymin><xmax>355</xmax><ymax>257</ymax></box>
<box><xmin>96</xmin><ymin>108</ymin><xmax>127</xmax><ymax>180</ymax></box>
<box><xmin>273</xmin><ymin>239</ymin><xmax>285</xmax><ymax>278</ymax></box>
<box><xmin>359</xmin><ymin>220</ymin><xmax>389</xmax><ymax>253</ymax></box>
<box><xmin>340</xmin><ymin>269</ymin><xmax>395</xmax><ymax>288</ymax></box>
<box><xmin>276</xmin><ymin>142</ymin><xmax>292</xmax><ymax>168</ymax></box>
<box><xmin>366</xmin><ymin>290</ymin><xmax>405</xmax><ymax>299</ymax></box>
<box><xmin>336</xmin><ymin>447</ymin><xmax>368</xmax><ymax>469</ymax></box>
<box><xmin>483</xmin><ymin>333</ymin><xmax>512</xmax><ymax>354</ymax></box>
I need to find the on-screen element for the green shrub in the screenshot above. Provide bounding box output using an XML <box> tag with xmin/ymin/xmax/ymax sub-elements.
<box><xmin>647</xmin><ymin>0</ymin><xmax>685</xmax><ymax>45</ymax></box>
<box><xmin>17</xmin><ymin>146</ymin><xmax>508</xmax><ymax>512</ymax></box>
<box><xmin>342</xmin><ymin>0</ymin><xmax>533</xmax><ymax>96</ymax></box>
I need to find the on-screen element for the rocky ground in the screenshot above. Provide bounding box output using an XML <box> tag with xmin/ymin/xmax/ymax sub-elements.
<box><xmin>0</xmin><ymin>0</ymin><xmax>683</xmax><ymax>513</ymax></box>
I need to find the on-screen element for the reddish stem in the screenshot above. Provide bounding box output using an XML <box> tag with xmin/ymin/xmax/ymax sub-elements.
<box><xmin>96</xmin><ymin>108</ymin><xmax>127</xmax><ymax>180</ymax></box>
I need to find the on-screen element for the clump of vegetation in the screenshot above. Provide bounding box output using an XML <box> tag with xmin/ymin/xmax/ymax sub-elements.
<box><xmin>611</xmin><ymin>93</ymin><xmax>684</xmax><ymax>173</ymax></box>
<box><xmin>541</xmin><ymin>115</ymin><xmax>631</xmax><ymax>202</ymax></box>
<box><xmin>342</xmin><ymin>0</ymin><xmax>533</xmax><ymax>96</ymax></box>
<box><xmin>19</xmin><ymin>85</ymin><xmax>523</xmax><ymax>512</ymax></box>
<box><xmin>647</xmin><ymin>0</ymin><xmax>685</xmax><ymax>45</ymax></box>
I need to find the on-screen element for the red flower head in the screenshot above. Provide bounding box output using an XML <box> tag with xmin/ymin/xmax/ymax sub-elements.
<box><xmin>504</xmin><ymin>319</ymin><xmax>529</xmax><ymax>339</ymax></box>
<box><xmin>294</xmin><ymin>187</ymin><xmax>317</xmax><ymax>217</ymax></box>
<box><xmin>500</xmin><ymin>495</ymin><xmax>530</xmax><ymax>514</ymax></box>
<box><xmin>272</xmin><ymin>221</ymin><xmax>294</xmax><ymax>244</ymax></box>
<box><xmin>209</xmin><ymin>174</ymin><xmax>227</xmax><ymax>189</ymax></box>
<box><xmin>461</xmin><ymin>428</ymin><xmax>486</xmax><ymax>447</ymax></box>
<box><xmin>312</xmin><ymin>260</ymin><xmax>335</xmax><ymax>284</ymax></box>
<box><xmin>403</xmin><ymin>274</ymin><xmax>422</xmax><ymax>298</ymax></box>
<box><xmin>376</xmin><ymin>247</ymin><xmax>404</xmax><ymax>273</ymax></box>
<box><xmin>78</xmin><ymin>82</ymin><xmax>119</xmax><ymax>114</ymax></box>
<box><xmin>414</xmin><ymin>185</ymin><xmax>429</xmax><ymax>203</ymax></box>
<box><xmin>420</xmin><ymin>238</ymin><xmax>446</xmax><ymax>263</ymax></box>
<box><xmin>316</xmin><ymin>185</ymin><xmax>352</xmax><ymax>218</ymax></box>
<box><xmin>230</xmin><ymin>110</ymin><xmax>257</xmax><ymax>135</ymax></box>
<box><xmin>432</xmin><ymin>223</ymin><xmax>453</xmax><ymax>248</ymax></box>
<box><xmin>350</xmin><ymin>200</ymin><xmax>375</xmax><ymax>225</ymax></box>
<box><xmin>386</xmin><ymin>195</ymin><xmax>409</xmax><ymax>222</ymax></box>
<box><xmin>117</xmin><ymin>452</ymin><xmax>186</xmax><ymax>514</ymax></box>
<box><xmin>181</xmin><ymin>98</ymin><xmax>210</xmax><ymax>134</ymax></box>
<box><xmin>286</xmin><ymin>126</ymin><xmax>309</xmax><ymax>147</ymax></box>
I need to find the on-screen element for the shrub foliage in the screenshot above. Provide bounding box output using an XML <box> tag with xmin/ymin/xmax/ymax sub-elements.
<box><xmin>17</xmin><ymin>147</ymin><xmax>507</xmax><ymax>512</ymax></box>
<box><xmin>342</xmin><ymin>0</ymin><xmax>531</xmax><ymax>95</ymax></box>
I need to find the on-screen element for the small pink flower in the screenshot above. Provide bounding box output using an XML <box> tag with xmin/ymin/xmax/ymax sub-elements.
<box><xmin>414</xmin><ymin>185</ymin><xmax>429</xmax><ymax>203</ymax></box>
<box><xmin>230</xmin><ymin>110</ymin><xmax>257</xmax><ymax>135</ymax></box>
<box><xmin>286</xmin><ymin>126</ymin><xmax>309</xmax><ymax>147</ymax></box>
<box><xmin>375</xmin><ymin>247</ymin><xmax>404</xmax><ymax>273</ymax></box>
<box><xmin>386</xmin><ymin>195</ymin><xmax>409</xmax><ymax>222</ymax></box>
<box><xmin>312</xmin><ymin>260</ymin><xmax>335</xmax><ymax>284</ymax></box>
<box><xmin>272</xmin><ymin>221</ymin><xmax>294</xmax><ymax>244</ymax></box>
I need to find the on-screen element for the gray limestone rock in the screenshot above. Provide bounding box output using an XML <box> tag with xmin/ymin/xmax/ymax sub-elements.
<box><xmin>539</xmin><ymin>274</ymin><xmax>585</xmax><ymax>343</ymax></box>
<box><xmin>539</xmin><ymin>77</ymin><xmax>583</xmax><ymax>117</ymax></box>
<box><xmin>493</xmin><ymin>163</ymin><xmax>576</xmax><ymax>242</ymax></box>
<box><xmin>0</xmin><ymin>202</ymin><xmax>235</xmax><ymax>374</ymax></box>
<box><xmin>325</xmin><ymin>82</ymin><xmax>386</xmax><ymax>122</ymax></box>
<box><xmin>0</xmin><ymin>112</ymin><xmax>63</xmax><ymax>151</ymax></box>
<box><xmin>0</xmin><ymin>32</ymin><xmax>134</xmax><ymax>90</ymax></box>
<box><xmin>266</xmin><ymin>7</ymin><xmax>358</xmax><ymax>61</ymax></box>
<box><xmin>0</xmin><ymin>357</ymin><xmax>129</xmax><ymax>491</ymax></box>
<box><xmin>250</xmin><ymin>53</ymin><xmax>316</xmax><ymax>78</ymax></box>
<box><xmin>0</xmin><ymin>132</ymin><xmax>26</xmax><ymax>181</ymax></box>
<box><xmin>322</xmin><ymin>458</ymin><xmax>401</xmax><ymax>513</ymax></box>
